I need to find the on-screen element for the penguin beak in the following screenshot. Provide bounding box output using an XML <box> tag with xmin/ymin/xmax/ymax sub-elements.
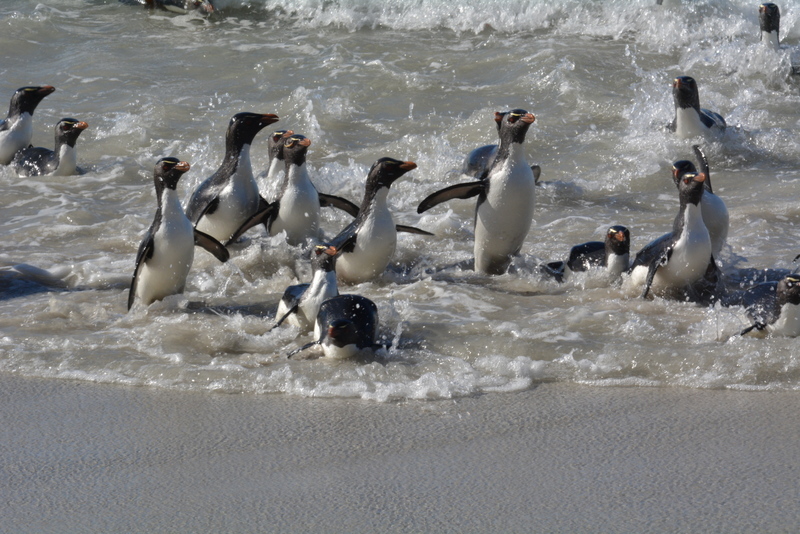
<box><xmin>521</xmin><ymin>112</ymin><xmax>536</xmax><ymax>124</ymax></box>
<box><xmin>400</xmin><ymin>161</ymin><xmax>417</xmax><ymax>171</ymax></box>
<box><xmin>75</xmin><ymin>121</ymin><xmax>89</xmax><ymax>130</ymax></box>
<box><xmin>175</xmin><ymin>161</ymin><xmax>190</xmax><ymax>172</ymax></box>
<box><xmin>260</xmin><ymin>114</ymin><xmax>280</xmax><ymax>126</ymax></box>
<box><xmin>299</xmin><ymin>137</ymin><xmax>311</xmax><ymax>147</ymax></box>
<box><xmin>38</xmin><ymin>86</ymin><xmax>56</xmax><ymax>96</ymax></box>
<box><xmin>694</xmin><ymin>172</ymin><xmax>706</xmax><ymax>184</ymax></box>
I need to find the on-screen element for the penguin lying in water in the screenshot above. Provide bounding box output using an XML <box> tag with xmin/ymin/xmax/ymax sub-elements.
<box><xmin>11</xmin><ymin>118</ymin><xmax>88</xmax><ymax>176</ymax></box>
<box><xmin>128</xmin><ymin>158</ymin><xmax>229</xmax><ymax>311</ymax></box>
<box><xmin>329</xmin><ymin>157</ymin><xmax>432</xmax><ymax>284</ymax></box>
<box><xmin>273</xmin><ymin>244</ymin><xmax>339</xmax><ymax>331</ymax></box>
<box><xmin>759</xmin><ymin>3</ymin><xmax>800</xmax><ymax>75</ymax></box>
<box><xmin>287</xmin><ymin>294</ymin><xmax>385</xmax><ymax>361</ymax></box>
<box><xmin>668</xmin><ymin>76</ymin><xmax>726</xmax><ymax>139</ymax></box>
<box><xmin>543</xmin><ymin>225</ymin><xmax>630</xmax><ymax>284</ymax></box>
<box><xmin>418</xmin><ymin>109</ymin><xmax>537</xmax><ymax>275</ymax></box>
<box><xmin>185</xmin><ymin>112</ymin><xmax>279</xmax><ymax>246</ymax></box>
<box><xmin>627</xmin><ymin>170</ymin><xmax>712</xmax><ymax>299</ymax></box>
<box><xmin>0</xmin><ymin>85</ymin><xmax>55</xmax><ymax>165</ymax></box>
<box><xmin>672</xmin><ymin>145</ymin><xmax>728</xmax><ymax>260</ymax></box>
<box><xmin>722</xmin><ymin>274</ymin><xmax>800</xmax><ymax>337</ymax></box>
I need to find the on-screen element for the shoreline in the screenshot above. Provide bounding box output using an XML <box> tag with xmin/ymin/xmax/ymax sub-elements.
<box><xmin>2</xmin><ymin>375</ymin><xmax>799</xmax><ymax>533</ymax></box>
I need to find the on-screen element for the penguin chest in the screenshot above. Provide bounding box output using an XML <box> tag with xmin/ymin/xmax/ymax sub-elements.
<box><xmin>51</xmin><ymin>145</ymin><xmax>77</xmax><ymax>176</ymax></box>
<box><xmin>605</xmin><ymin>252</ymin><xmax>630</xmax><ymax>281</ymax></box>
<box><xmin>270</xmin><ymin>173</ymin><xmax>320</xmax><ymax>245</ymax></box>
<box><xmin>297</xmin><ymin>271</ymin><xmax>338</xmax><ymax>329</ymax></box>
<box><xmin>0</xmin><ymin>114</ymin><xmax>32</xmax><ymax>164</ymax></box>
<box><xmin>659</xmin><ymin>214</ymin><xmax>710</xmax><ymax>287</ymax></box>
<box><xmin>700</xmin><ymin>192</ymin><xmax>729</xmax><ymax>258</ymax></box>
<box><xmin>197</xmin><ymin>170</ymin><xmax>260</xmax><ymax>242</ymax></box>
<box><xmin>768</xmin><ymin>303</ymin><xmax>800</xmax><ymax>337</ymax></box>
<box><xmin>319</xmin><ymin>337</ymin><xmax>361</xmax><ymax>360</ymax></box>
<box><xmin>137</xmin><ymin>207</ymin><xmax>195</xmax><ymax>304</ymax></box>
<box><xmin>474</xmin><ymin>157</ymin><xmax>535</xmax><ymax>273</ymax></box>
<box><xmin>674</xmin><ymin>108</ymin><xmax>712</xmax><ymax>139</ymax></box>
<box><xmin>337</xmin><ymin>208</ymin><xmax>397</xmax><ymax>283</ymax></box>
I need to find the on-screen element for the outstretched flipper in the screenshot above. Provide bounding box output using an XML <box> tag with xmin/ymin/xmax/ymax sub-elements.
<box><xmin>739</xmin><ymin>322</ymin><xmax>766</xmax><ymax>336</ymax></box>
<box><xmin>193</xmin><ymin>230</ymin><xmax>230</xmax><ymax>262</ymax></box>
<box><xmin>417</xmin><ymin>181</ymin><xmax>485</xmax><ymax>214</ymax></box>
<box><xmin>319</xmin><ymin>193</ymin><xmax>359</xmax><ymax>218</ymax></box>
<box><xmin>692</xmin><ymin>145</ymin><xmax>711</xmax><ymax>193</ymax></box>
<box><xmin>395</xmin><ymin>224</ymin><xmax>434</xmax><ymax>236</ymax></box>
<box><xmin>225</xmin><ymin>196</ymin><xmax>276</xmax><ymax>246</ymax></box>
<box><xmin>128</xmin><ymin>233</ymin><xmax>154</xmax><ymax>311</ymax></box>
<box><xmin>287</xmin><ymin>340</ymin><xmax>319</xmax><ymax>358</ymax></box>
<box><xmin>641</xmin><ymin>248</ymin><xmax>672</xmax><ymax>299</ymax></box>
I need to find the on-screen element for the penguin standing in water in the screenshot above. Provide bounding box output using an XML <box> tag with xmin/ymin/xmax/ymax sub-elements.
<box><xmin>668</xmin><ymin>76</ymin><xmax>726</xmax><ymax>139</ymax></box>
<box><xmin>0</xmin><ymin>85</ymin><xmax>55</xmax><ymax>165</ymax></box>
<box><xmin>11</xmin><ymin>118</ymin><xmax>88</xmax><ymax>176</ymax></box>
<box><xmin>627</xmin><ymin>171</ymin><xmax>712</xmax><ymax>299</ymax></box>
<box><xmin>672</xmin><ymin>146</ymin><xmax>728</xmax><ymax>259</ymax></box>
<box><xmin>723</xmin><ymin>274</ymin><xmax>800</xmax><ymax>337</ymax></box>
<box><xmin>543</xmin><ymin>225</ymin><xmax>631</xmax><ymax>283</ymax></box>
<box><xmin>185</xmin><ymin>112</ymin><xmax>279</xmax><ymax>246</ymax></box>
<box><xmin>273</xmin><ymin>244</ymin><xmax>339</xmax><ymax>331</ymax></box>
<box><xmin>287</xmin><ymin>294</ymin><xmax>383</xmax><ymax>361</ymax></box>
<box><xmin>759</xmin><ymin>3</ymin><xmax>800</xmax><ymax>75</ymax></box>
<box><xmin>418</xmin><ymin>109</ymin><xmax>537</xmax><ymax>275</ymax></box>
<box><xmin>329</xmin><ymin>157</ymin><xmax>430</xmax><ymax>284</ymax></box>
<box><xmin>128</xmin><ymin>158</ymin><xmax>229</xmax><ymax>310</ymax></box>
<box><xmin>259</xmin><ymin>129</ymin><xmax>293</xmax><ymax>201</ymax></box>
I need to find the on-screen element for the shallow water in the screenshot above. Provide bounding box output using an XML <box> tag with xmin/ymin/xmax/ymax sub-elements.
<box><xmin>2</xmin><ymin>0</ymin><xmax>800</xmax><ymax>400</ymax></box>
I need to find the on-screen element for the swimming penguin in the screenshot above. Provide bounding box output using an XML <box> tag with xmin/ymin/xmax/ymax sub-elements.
<box><xmin>329</xmin><ymin>158</ymin><xmax>430</xmax><ymax>284</ymax></box>
<box><xmin>0</xmin><ymin>85</ymin><xmax>55</xmax><ymax>165</ymax></box>
<box><xmin>418</xmin><ymin>109</ymin><xmax>537</xmax><ymax>275</ymax></box>
<box><xmin>287</xmin><ymin>294</ymin><xmax>383</xmax><ymax>361</ymax></box>
<box><xmin>128</xmin><ymin>158</ymin><xmax>229</xmax><ymax>310</ymax></box>
<box><xmin>668</xmin><ymin>76</ymin><xmax>726</xmax><ymax>139</ymax></box>
<box><xmin>627</xmin><ymin>171</ymin><xmax>712</xmax><ymax>299</ymax></box>
<box><xmin>259</xmin><ymin>129</ymin><xmax>293</xmax><ymax>201</ymax></box>
<box><xmin>273</xmin><ymin>244</ymin><xmax>339</xmax><ymax>331</ymax></box>
<box><xmin>723</xmin><ymin>274</ymin><xmax>800</xmax><ymax>337</ymax></box>
<box><xmin>672</xmin><ymin>145</ymin><xmax>728</xmax><ymax>259</ymax></box>
<box><xmin>185</xmin><ymin>112</ymin><xmax>279</xmax><ymax>246</ymax></box>
<box><xmin>260</xmin><ymin>134</ymin><xmax>359</xmax><ymax>246</ymax></box>
<box><xmin>759</xmin><ymin>3</ymin><xmax>800</xmax><ymax>75</ymax></box>
<box><xmin>11</xmin><ymin>118</ymin><xmax>88</xmax><ymax>176</ymax></box>
<box><xmin>543</xmin><ymin>225</ymin><xmax>630</xmax><ymax>283</ymax></box>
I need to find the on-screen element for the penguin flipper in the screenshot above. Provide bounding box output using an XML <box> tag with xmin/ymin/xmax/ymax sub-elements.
<box><xmin>531</xmin><ymin>165</ymin><xmax>541</xmax><ymax>184</ymax></box>
<box><xmin>566</xmin><ymin>241</ymin><xmax>605</xmax><ymax>272</ymax></box>
<box><xmin>271</xmin><ymin>304</ymin><xmax>299</xmax><ymax>331</ymax></box>
<box><xmin>395</xmin><ymin>224</ymin><xmax>434</xmax><ymax>236</ymax></box>
<box><xmin>318</xmin><ymin>193</ymin><xmax>359</xmax><ymax>218</ymax></box>
<box><xmin>193</xmin><ymin>229</ymin><xmax>230</xmax><ymax>262</ymax></box>
<box><xmin>417</xmin><ymin>181</ymin><xmax>485</xmax><ymax>214</ymax></box>
<box><xmin>128</xmin><ymin>232</ymin><xmax>155</xmax><ymax>311</ymax></box>
<box><xmin>287</xmin><ymin>340</ymin><xmax>319</xmax><ymax>358</ymax></box>
<box><xmin>739</xmin><ymin>322</ymin><xmax>766</xmax><ymax>336</ymax></box>
<box><xmin>641</xmin><ymin>248</ymin><xmax>672</xmax><ymax>299</ymax></box>
<box><xmin>540</xmin><ymin>261</ymin><xmax>566</xmax><ymax>283</ymax></box>
<box><xmin>225</xmin><ymin>197</ymin><xmax>275</xmax><ymax>246</ymax></box>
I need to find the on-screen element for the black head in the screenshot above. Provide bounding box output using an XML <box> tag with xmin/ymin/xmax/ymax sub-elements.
<box><xmin>498</xmin><ymin>108</ymin><xmax>536</xmax><ymax>145</ymax></box>
<box><xmin>8</xmin><ymin>85</ymin><xmax>55</xmax><ymax>118</ymax></box>
<box><xmin>671</xmin><ymin>159</ymin><xmax>697</xmax><ymax>187</ymax></box>
<box><xmin>154</xmin><ymin>157</ymin><xmax>190</xmax><ymax>192</ymax></box>
<box><xmin>759</xmin><ymin>3</ymin><xmax>780</xmax><ymax>36</ymax></box>
<box><xmin>226</xmin><ymin>112</ymin><xmax>279</xmax><ymax>149</ymax></box>
<box><xmin>605</xmin><ymin>225</ymin><xmax>630</xmax><ymax>255</ymax></box>
<box><xmin>672</xmin><ymin>77</ymin><xmax>701</xmax><ymax>111</ymax></box>
<box><xmin>282</xmin><ymin>134</ymin><xmax>311</xmax><ymax>167</ymax></box>
<box><xmin>268</xmin><ymin>129</ymin><xmax>293</xmax><ymax>162</ymax></box>
<box><xmin>677</xmin><ymin>171</ymin><xmax>706</xmax><ymax>207</ymax></box>
<box><xmin>311</xmin><ymin>244</ymin><xmax>338</xmax><ymax>272</ymax></box>
<box><xmin>55</xmin><ymin>118</ymin><xmax>88</xmax><ymax>148</ymax></box>
<box><xmin>326</xmin><ymin>319</ymin><xmax>359</xmax><ymax>348</ymax></box>
<box><xmin>366</xmin><ymin>157</ymin><xmax>417</xmax><ymax>191</ymax></box>
<box><xmin>778</xmin><ymin>275</ymin><xmax>800</xmax><ymax>306</ymax></box>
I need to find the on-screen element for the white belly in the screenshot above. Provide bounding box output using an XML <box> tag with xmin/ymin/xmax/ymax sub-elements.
<box><xmin>768</xmin><ymin>303</ymin><xmax>800</xmax><ymax>337</ymax></box>
<box><xmin>195</xmin><ymin>169</ymin><xmax>261</xmax><ymax>243</ymax></box>
<box><xmin>136</xmin><ymin>207</ymin><xmax>195</xmax><ymax>305</ymax></box>
<box><xmin>0</xmin><ymin>114</ymin><xmax>32</xmax><ymax>164</ymax></box>
<box><xmin>51</xmin><ymin>145</ymin><xmax>78</xmax><ymax>176</ymax></box>
<box><xmin>269</xmin><ymin>170</ymin><xmax>320</xmax><ymax>246</ymax></box>
<box><xmin>337</xmin><ymin>205</ymin><xmax>396</xmax><ymax>284</ymax></box>
<box><xmin>700</xmin><ymin>191</ymin><xmax>728</xmax><ymax>259</ymax></box>
<box><xmin>674</xmin><ymin>108</ymin><xmax>712</xmax><ymax>139</ymax></box>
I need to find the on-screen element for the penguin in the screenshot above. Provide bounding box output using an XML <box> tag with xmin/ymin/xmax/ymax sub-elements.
<box><xmin>259</xmin><ymin>129</ymin><xmax>293</xmax><ymax>201</ymax></box>
<box><xmin>124</xmin><ymin>0</ymin><xmax>214</xmax><ymax>14</ymax></box>
<box><xmin>185</xmin><ymin>112</ymin><xmax>279</xmax><ymax>246</ymax></box>
<box><xmin>723</xmin><ymin>274</ymin><xmax>800</xmax><ymax>337</ymax></box>
<box><xmin>627</xmin><ymin>171</ymin><xmax>712</xmax><ymax>299</ymax></box>
<box><xmin>273</xmin><ymin>244</ymin><xmax>339</xmax><ymax>331</ymax></box>
<box><xmin>261</xmin><ymin>134</ymin><xmax>360</xmax><ymax>246</ymax></box>
<box><xmin>128</xmin><ymin>158</ymin><xmax>229</xmax><ymax>311</ymax></box>
<box><xmin>329</xmin><ymin>157</ymin><xmax>430</xmax><ymax>284</ymax></box>
<box><xmin>462</xmin><ymin>110</ymin><xmax>541</xmax><ymax>183</ymax></box>
<box><xmin>287</xmin><ymin>294</ymin><xmax>383</xmax><ymax>361</ymax></box>
<box><xmin>418</xmin><ymin>109</ymin><xmax>537</xmax><ymax>275</ymax></box>
<box><xmin>672</xmin><ymin>145</ymin><xmax>728</xmax><ymax>259</ymax></box>
<box><xmin>11</xmin><ymin>118</ymin><xmax>88</xmax><ymax>176</ymax></box>
<box><xmin>668</xmin><ymin>76</ymin><xmax>726</xmax><ymax>139</ymax></box>
<box><xmin>759</xmin><ymin>3</ymin><xmax>800</xmax><ymax>75</ymax></box>
<box><xmin>0</xmin><ymin>85</ymin><xmax>55</xmax><ymax>165</ymax></box>
<box><xmin>543</xmin><ymin>225</ymin><xmax>630</xmax><ymax>283</ymax></box>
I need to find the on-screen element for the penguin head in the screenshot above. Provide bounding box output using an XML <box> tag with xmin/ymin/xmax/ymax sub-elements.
<box><xmin>268</xmin><ymin>130</ymin><xmax>293</xmax><ymax>161</ymax></box>
<box><xmin>778</xmin><ymin>275</ymin><xmax>800</xmax><ymax>306</ymax></box>
<box><xmin>282</xmin><ymin>134</ymin><xmax>312</xmax><ymax>166</ymax></box>
<box><xmin>366</xmin><ymin>157</ymin><xmax>417</xmax><ymax>190</ymax></box>
<box><xmin>672</xmin><ymin>77</ymin><xmax>701</xmax><ymax>111</ymax></box>
<box><xmin>8</xmin><ymin>85</ymin><xmax>55</xmax><ymax>118</ymax></box>
<box><xmin>759</xmin><ymin>4</ymin><xmax>780</xmax><ymax>37</ymax></box>
<box><xmin>677</xmin><ymin>171</ymin><xmax>706</xmax><ymax>206</ymax></box>
<box><xmin>154</xmin><ymin>157</ymin><xmax>190</xmax><ymax>191</ymax></box>
<box><xmin>311</xmin><ymin>244</ymin><xmax>338</xmax><ymax>272</ymax></box>
<box><xmin>55</xmin><ymin>118</ymin><xmax>88</xmax><ymax>148</ymax></box>
<box><xmin>498</xmin><ymin>109</ymin><xmax>535</xmax><ymax>145</ymax></box>
<box><xmin>671</xmin><ymin>159</ymin><xmax>697</xmax><ymax>187</ymax></box>
<box><xmin>605</xmin><ymin>225</ymin><xmax>630</xmax><ymax>255</ymax></box>
<box><xmin>326</xmin><ymin>319</ymin><xmax>359</xmax><ymax>348</ymax></box>
<box><xmin>227</xmin><ymin>112</ymin><xmax>279</xmax><ymax>148</ymax></box>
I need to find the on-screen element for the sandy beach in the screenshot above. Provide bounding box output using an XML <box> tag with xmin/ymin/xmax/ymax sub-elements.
<box><xmin>2</xmin><ymin>375</ymin><xmax>798</xmax><ymax>533</ymax></box>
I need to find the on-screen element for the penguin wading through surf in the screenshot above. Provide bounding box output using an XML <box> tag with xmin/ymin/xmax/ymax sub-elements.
<box><xmin>0</xmin><ymin>85</ymin><xmax>55</xmax><ymax>165</ymax></box>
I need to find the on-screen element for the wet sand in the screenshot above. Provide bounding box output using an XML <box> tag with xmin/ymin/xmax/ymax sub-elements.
<box><xmin>2</xmin><ymin>375</ymin><xmax>798</xmax><ymax>533</ymax></box>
